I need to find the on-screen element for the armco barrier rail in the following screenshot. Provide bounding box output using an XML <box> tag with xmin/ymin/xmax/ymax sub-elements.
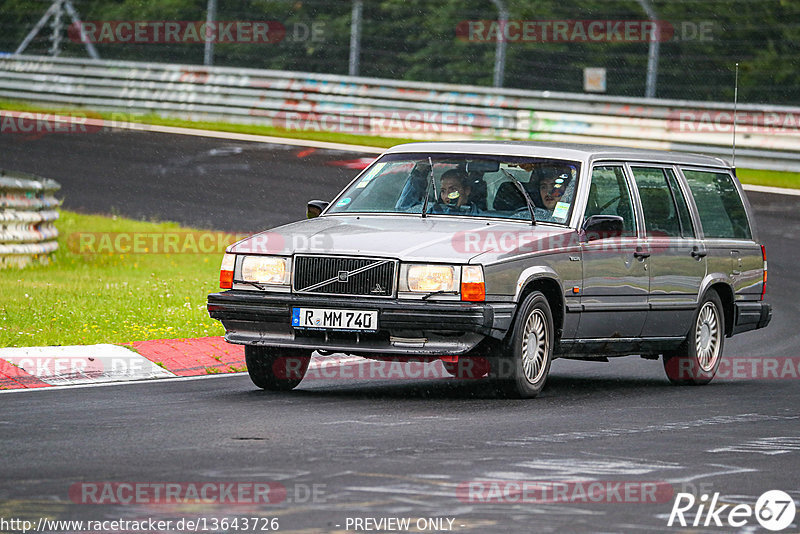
<box><xmin>1</xmin><ymin>55</ymin><xmax>798</xmax><ymax>171</ymax></box>
<box><xmin>0</xmin><ymin>171</ymin><xmax>60</xmax><ymax>268</ymax></box>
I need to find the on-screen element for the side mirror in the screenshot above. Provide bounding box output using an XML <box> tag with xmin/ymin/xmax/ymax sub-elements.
<box><xmin>307</xmin><ymin>200</ymin><xmax>329</xmax><ymax>219</ymax></box>
<box><xmin>581</xmin><ymin>215</ymin><xmax>624</xmax><ymax>241</ymax></box>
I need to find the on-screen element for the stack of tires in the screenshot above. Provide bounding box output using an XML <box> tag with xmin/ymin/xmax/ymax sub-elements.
<box><xmin>0</xmin><ymin>171</ymin><xmax>60</xmax><ymax>268</ymax></box>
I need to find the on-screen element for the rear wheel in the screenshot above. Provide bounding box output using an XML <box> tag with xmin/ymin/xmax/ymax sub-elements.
<box><xmin>663</xmin><ymin>290</ymin><xmax>725</xmax><ymax>385</ymax></box>
<box><xmin>492</xmin><ymin>291</ymin><xmax>554</xmax><ymax>398</ymax></box>
<box><xmin>245</xmin><ymin>346</ymin><xmax>311</xmax><ymax>391</ymax></box>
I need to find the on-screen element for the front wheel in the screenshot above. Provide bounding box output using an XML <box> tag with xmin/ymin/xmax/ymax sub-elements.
<box><xmin>663</xmin><ymin>290</ymin><xmax>725</xmax><ymax>385</ymax></box>
<box><xmin>245</xmin><ymin>346</ymin><xmax>311</xmax><ymax>391</ymax></box>
<box><xmin>492</xmin><ymin>291</ymin><xmax>554</xmax><ymax>398</ymax></box>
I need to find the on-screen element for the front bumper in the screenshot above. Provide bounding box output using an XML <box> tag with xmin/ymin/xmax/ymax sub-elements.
<box><xmin>207</xmin><ymin>290</ymin><xmax>515</xmax><ymax>356</ymax></box>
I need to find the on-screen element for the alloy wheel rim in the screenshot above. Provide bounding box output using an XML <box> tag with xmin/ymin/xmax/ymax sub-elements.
<box><xmin>695</xmin><ymin>302</ymin><xmax>720</xmax><ymax>371</ymax></box>
<box><xmin>521</xmin><ymin>308</ymin><xmax>549</xmax><ymax>384</ymax></box>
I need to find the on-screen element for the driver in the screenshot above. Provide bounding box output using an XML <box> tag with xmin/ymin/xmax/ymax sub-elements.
<box><xmin>537</xmin><ymin>173</ymin><xmax>569</xmax><ymax>210</ymax></box>
<box><xmin>529</xmin><ymin>165</ymin><xmax>574</xmax><ymax>222</ymax></box>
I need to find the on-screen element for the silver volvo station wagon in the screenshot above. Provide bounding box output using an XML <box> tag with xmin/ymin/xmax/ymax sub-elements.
<box><xmin>207</xmin><ymin>141</ymin><xmax>771</xmax><ymax>398</ymax></box>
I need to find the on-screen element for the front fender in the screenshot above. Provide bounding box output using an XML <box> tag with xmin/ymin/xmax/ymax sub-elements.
<box><xmin>513</xmin><ymin>266</ymin><xmax>564</xmax><ymax>303</ymax></box>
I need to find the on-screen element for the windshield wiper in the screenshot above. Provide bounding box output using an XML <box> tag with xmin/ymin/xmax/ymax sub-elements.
<box><xmin>420</xmin><ymin>157</ymin><xmax>435</xmax><ymax>218</ymax></box>
<box><xmin>421</xmin><ymin>290</ymin><xmax>459</xmax><ymax>300</ymax></box>
<box><xmin>500</xmin><ymin>168</ymin><xmax>537</xmax><ymax>226</ymax></box>
<box><xmin>238</xmin><ymin>280</ymin><xmax>267</xmax><ymax>291</ymax></box>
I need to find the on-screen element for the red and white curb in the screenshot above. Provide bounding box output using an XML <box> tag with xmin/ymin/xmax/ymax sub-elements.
<box><xmin>0</xmin><ymin>337</ymin><xmax>244</xmax><ymax>390</ymax></box>
<box><xmin>0</xmin><ymin>344</ymin><xmax>173</xmax><ymax>388</ymax></box>
<box><xmin>0</xmin><ymin>337</ymin><xmax>362</xmax><ymax>391</ymax></box>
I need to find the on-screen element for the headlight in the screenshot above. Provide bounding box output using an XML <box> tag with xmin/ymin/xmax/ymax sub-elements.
<box><xmin>405</xmin><ymin>264</ymin><xmax>458</xmax><ymax>292</ymax></box>
<box><xmin>240</xmin><ymin>256</ymin><xmax>291</xmax><ymax>285</ymax></box>
<box><xmin>219</xmin><ymin>253</ymin><xmax>235</xmax><ymax>289</ymax></box>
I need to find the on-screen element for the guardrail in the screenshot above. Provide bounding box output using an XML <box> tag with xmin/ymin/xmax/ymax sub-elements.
<box><xmin>1</xmin><ymin>55</ymin><xmax>798</xmax><ymax>171</ymax></box>
<box><xmin>0</xmin><ymin>171</ymin><xmax>60</xmax><ymax>268</ymax></box>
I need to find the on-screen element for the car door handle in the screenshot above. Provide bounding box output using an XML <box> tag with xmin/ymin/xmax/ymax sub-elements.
<box><xmin>691</xmin><ymin>248</ymin><xmax>707</xmax><ymax>258</ymax></box>
<box><xmin>634</xmin><ymin>250</ymin><xmax>650</xmax><ymax>259</ymax></box>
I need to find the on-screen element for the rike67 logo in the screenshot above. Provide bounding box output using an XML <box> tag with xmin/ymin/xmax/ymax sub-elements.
<box><xmin>668</xmin><ymin>490</ymin><xmax>796</xmax><ymax>531</ymax></box>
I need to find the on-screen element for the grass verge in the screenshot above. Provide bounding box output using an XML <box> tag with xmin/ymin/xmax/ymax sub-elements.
<box><xmin>2</xmin><ymin>98</ymin><xmax>798</xmax><ymax>189</ymax></box>
<box><xmin>736</xmin><ymin>168</ymin><xmax>800</xmax><ymax>190</ymax></box>
<box><xmin>0</xmin><ymin>211</ymin><xmax>226</xmax><ymax>347</ymax></box>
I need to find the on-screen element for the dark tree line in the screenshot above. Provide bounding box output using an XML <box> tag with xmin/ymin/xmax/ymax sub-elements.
<box><xmin>1</xmin><ymin>0</ymin><xmax>798</xmax><ymax>105</ymax></box>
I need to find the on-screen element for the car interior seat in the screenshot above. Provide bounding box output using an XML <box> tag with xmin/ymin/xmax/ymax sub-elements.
<box><xmin>468</xmin><ymin>172</ymin><xmax>488</xmax><ymax>210</ymax></box>
<box><xmin>584</xmin><ymin>183</ymin><xmax>600</xmax><ymax>219</ymax></box>
<box><xmin>639</xmin><ymin>187</ymin><xmax>679</xmax><ymax>236</ymax></box>
<box><xmin>493</xmin><ymin>181</ymin><xmax>526</xmax><ymax>211</ymax></box>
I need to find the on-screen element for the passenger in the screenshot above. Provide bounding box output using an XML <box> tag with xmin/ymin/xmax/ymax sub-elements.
<box><xmin>397</xmin><ymin>167</ymin><xmax>480</xmax><ymax>215</ymax></box>
<box><xmin>433</xmin><ymin>169</ymin><xmax>479</xmax><ymax>215</ymax></box>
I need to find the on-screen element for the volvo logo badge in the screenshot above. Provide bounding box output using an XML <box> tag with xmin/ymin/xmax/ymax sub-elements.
<box><xmin>337</xmin><ymin>270</ymin><xmax>349</xmax><ymax>282</ymax></box>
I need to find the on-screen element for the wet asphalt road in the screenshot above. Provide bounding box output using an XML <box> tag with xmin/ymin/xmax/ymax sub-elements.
<box><xmin>0</xmin><ymin>128</ymin><xmax>798</xmax><ymax>533</ymax></box>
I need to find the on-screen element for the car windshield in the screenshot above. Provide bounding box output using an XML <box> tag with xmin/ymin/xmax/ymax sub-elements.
<box><xmin>325</xmin><ymin>153</ymin><xmax>581</xmax><ymax>224</ymax></box>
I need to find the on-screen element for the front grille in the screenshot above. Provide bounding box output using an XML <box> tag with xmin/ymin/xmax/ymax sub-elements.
<box><xmin>293</xmin><ymin>255</ymin><xmax>396</xmax><ymax>297</ymax></box>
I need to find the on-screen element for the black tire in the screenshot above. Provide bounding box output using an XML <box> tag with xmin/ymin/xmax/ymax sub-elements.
<box><xmin>491</xmin><ymin>291</ymin><xmax>554</xmax><ymax>398</ymax></box>
<box><xmin>245</xmin><ymin>346</ymin><xmax>311</xmax><ymax>391</ymax></box>
<box><xmin>663</xmin><ymin>290</ymin><xmax>725</xmax><ymax>385</ymax></box>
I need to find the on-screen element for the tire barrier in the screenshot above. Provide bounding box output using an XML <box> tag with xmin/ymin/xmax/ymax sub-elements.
<box><xmin>0</xmin><ymin>55</ymin><xmax>798</xmax><ymax>171</ymax></box>
<box><xmin>0</xmin><ymin>170</ymin><xmax>60</xmax><ymax>268</ymax></box>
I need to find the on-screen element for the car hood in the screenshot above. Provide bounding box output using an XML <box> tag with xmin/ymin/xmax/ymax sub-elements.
<box><xmin>228</xmin><ymin>215</ymin><xmax>577</xmax><ymax>263</ymax></box>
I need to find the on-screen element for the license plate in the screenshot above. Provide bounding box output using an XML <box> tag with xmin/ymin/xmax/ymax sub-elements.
<box><xmin>292</xmin><ymin>308</ymin><xmax>378</xmax><ymax>332</ymax></box>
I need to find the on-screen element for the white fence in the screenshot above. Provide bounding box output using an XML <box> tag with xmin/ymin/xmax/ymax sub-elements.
<box><xmin>0</xmin><ymin>171</ymin><xmax>60</xmax><ymax>268</ymax></box>
<box><xmin>1</xmin><ymin>55</ymin><xmax>798</xmax><ymax>171</ymax></box>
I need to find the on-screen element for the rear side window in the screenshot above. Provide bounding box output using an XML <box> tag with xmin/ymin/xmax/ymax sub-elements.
<box><xmin>630</xmin><ymin>167</ymin><xmax>694</xmax><ymax>238</ymax></box>
<box><xmin>682</xmin><ymin>170</ymin><xmax>751</xmax><ymax>239</ymax></box>
<box><xmin>586</xmin><ymin>166</ymin><xmax>636</xmax><ymax>236</ymax></box>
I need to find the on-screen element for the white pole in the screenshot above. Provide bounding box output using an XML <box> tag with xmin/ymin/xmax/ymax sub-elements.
<box><xmin>63</xmin><ymin>0</ymin><xmax>100</xmax><ymax>59</ymax></box>
<box><xmin>204</xmin><ymin>0</ymin><xmax>217</xmax><ymax>66</ymax></box>
<box><xmin>637</xmin><ymin>0</ymin><xmax>659</xmax><ymax>98</ymax></box>
<box><xmin>732</xmin><ymin>63</ymin><xmax>739</xmax><ymax>168</ymax></box>
<box><xmin>15</xmin><ymin>1</ymin><xmax>60</xmax><ymax>55</ymax></box>
<box><xmin>489</xmin><ymin>0</ymin><xmax>508</xmax><ymax>87</ymax></box>
<box><xmin>49</xmin><ymin>0</ymin><xmax>64</xmax><ymax>57</ymax></box>
<box><xmin>349</xmin><ymin>0</ymin><xmax>363</xmax><ymax>76</ymax></box>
